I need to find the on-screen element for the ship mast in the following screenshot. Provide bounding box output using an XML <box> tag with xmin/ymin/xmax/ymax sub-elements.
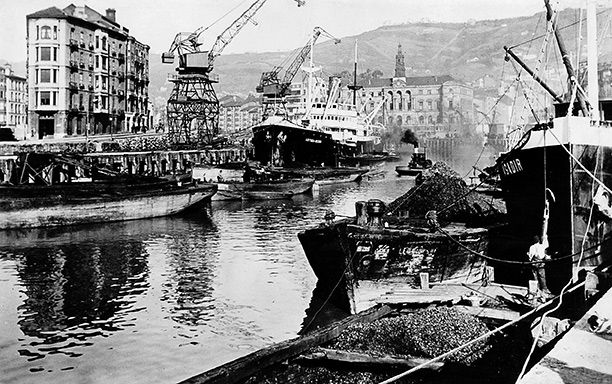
<box><xmin>544</xmin><ymin>0</ymin><xmax>590</xmax><ymax>116</ymax></box>
<box><xmin>348</xmin><ymin>40</ymin><xmax>363</xmax><ymax>110</ymax></box>
<box><xmin>586</xmin><ymin>0</ymin><xmax>599</xmax><ymax>121</ymax></box>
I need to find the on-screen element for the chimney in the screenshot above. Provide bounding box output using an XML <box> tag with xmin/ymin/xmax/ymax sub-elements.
<box><xmin>106</xmin><ymin>8</ymin><xmax>116</xmax><ymax>22</ymax></box>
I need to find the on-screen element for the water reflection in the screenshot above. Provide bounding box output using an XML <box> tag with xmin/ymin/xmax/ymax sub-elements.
<box><xmin>0</xmin><ymin>167</ymin><xmax>416</xmax><ymax>383</ymax></box>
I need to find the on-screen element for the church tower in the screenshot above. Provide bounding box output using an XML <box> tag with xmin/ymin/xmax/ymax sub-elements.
<box><xmin>394</xmin><ymin>43</ymin><xmax>406</xmax><ymax>78</ymax></box>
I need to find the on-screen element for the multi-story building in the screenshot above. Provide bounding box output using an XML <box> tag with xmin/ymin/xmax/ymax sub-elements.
<box><xmin>218</xmin><ymin>94</ymin><xmax>262</xmax><ymax>134</ymax></box>
<box><xmin>26</xmin><ymin>5</ymin><xmax>150</xmax><ymax>140</ymax></box>
<box><xmin>0</xmin><ymin>66</ymin><xmax>6</xmax><ymax>129</ymax></box>
<box><xmin>0</xmin><ymin>65</ymin><xmax>28</xmax><ymax>139</ymax></box>
<box><xmin>338</xmin><ymin>44</ymin><xmax>475</xmax><ymax>139</ymax></box>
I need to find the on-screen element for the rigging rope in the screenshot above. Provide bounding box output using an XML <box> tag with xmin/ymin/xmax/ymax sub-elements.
<box><xmin>547</xmin><ymin>128</ymin><xmax>612</xmax><ymax>195</ymax></box>
<box><xmin>514</xmin><ymin>145</ymin><xmax>601</xmax><ymax>383</ymax></box>
<box><xmin>436</xmin><ymin>225</ymin><xmax>605</xmax><ymax>266</ymax></box>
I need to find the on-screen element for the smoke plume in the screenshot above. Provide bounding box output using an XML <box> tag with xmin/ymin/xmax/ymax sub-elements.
<box><xmin>401</xmin><ymin>129</ymin><xmax>419</xmax><ymax>148</ymax></box>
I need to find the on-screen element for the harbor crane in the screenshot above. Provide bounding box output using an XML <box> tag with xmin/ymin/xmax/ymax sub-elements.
<box><xmin>162</xmin><ymin>0</ymin><xmax>305</xmax><ymax>147</ymax></box>
<box><xmin>256</xmin><ymin>26</ymin><xmax>339</xmax><ymax>119</ymax></box>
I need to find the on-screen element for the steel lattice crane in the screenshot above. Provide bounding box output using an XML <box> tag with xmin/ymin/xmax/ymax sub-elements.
<box><xmin>256</xmin><ymin>26</ymin><xmax>339</xmax><ymax>119</ymax></box>
<box><xmin>163</xmin><ymin>0</ymin><xmax>305</xmax><ymax>147</ymax></box>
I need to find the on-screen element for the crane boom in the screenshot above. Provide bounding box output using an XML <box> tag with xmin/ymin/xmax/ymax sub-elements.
<box><xmin>257</xmin><ymin>26</ymin><xmax>339</xmax><ymax>97</ymax></box>
<box><xmin>163</xmin><ymin>0</ymin><xmax>304</xmax><ymax>73</ymax></box>
<box><xmin>207</xmin><ymin>0</ymin><xmax>267</xmax><ymax>67</ymax></box>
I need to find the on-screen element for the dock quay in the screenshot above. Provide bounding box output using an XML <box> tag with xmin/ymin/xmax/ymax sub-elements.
<box><xmin>519</xmin><ymin>281</ymin><xmax>612</xmax><ymax>384</ymax></box>
<box><xmin>0</xmin><ymin>133</ymin><xmax>250</xmax><ymax>181</ymax></box>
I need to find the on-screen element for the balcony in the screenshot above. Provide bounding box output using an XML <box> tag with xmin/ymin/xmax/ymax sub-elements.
<box><xmin>118</xmin><ymin>53</ymin><xmax>125</xmax><ymax>63</ymax></box>
<box><xmin>79</xmin><ymin>105</ymin><xmax>85</xmax><ymax>111</ymax></box>
<box><xmin>88</xmin><ymin>84</ymin><xmax>94</xmax><ymax>91</ymax></box>
<box><xmin>79</xmin><ymin>61</ymin><xmax>85</xmax><ymax>69</ymax></box>
<box><xmin>111</xmin><ymin>70</ymin><xmax>117</xmax><ymax>76</ymax></box>
<box><xmin>69</xmin><ymin>39</ymin><xmax>78</xmax><ymax>50</ymax></box>
<box><xmin>111</xmin><ymin>88</ymin><xmax>116</xmax><ymax>94</ymax></box>
<box><xmin>69</xmin><ymin>61</ymin><xmax>79</xmax><ymax>72</ymax></box>
<box><xmin>111</xmin><ymin>51</ymin><xmax>117</xmax><ymax>57</ymax></box>
<box><xmin>68</xmin><ymin>81</ymin><xmax>78</xmax><ymax>91</ymax></box>
<box><xmin>118</xmin><ymin>90</ymin><xmax>125</xmax><ymax>98</ymax></box>
<box><xmin>79</xmin><ymin>83</ymin><xmax>85</xmax><ymax>89</ymax></box>
<box><xmin>88</xmin><ymin>64</ymin><xmax>94</xmax><ymax>70</ymax></box>
<box><xmin>88</xmin><ymin>42</ymin><xmax>94</xmax><ymax>50</ymax></box>
<box><xmin>79</xmin><ymin>41</ymin><xmax>85</xmax><ymax>48</ymax></box>
<box><xmin>69</xmin><ymin>106</ymin><xmax>79</xmax><ymax>113</ymax></box>
<box><xmin>118</xmin><ymin>72</ymin><xmax>125</xmax><ymax>80</ymax></box>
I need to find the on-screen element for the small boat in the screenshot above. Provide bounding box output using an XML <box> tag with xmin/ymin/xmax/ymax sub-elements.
<box><xmin>214</xmin><ymin>177</ymin><xmax>315</xmax><ymax>201</ymax></box>
<box><xmin>395</xmin><ymin>148</ymin><xmax>433</xmax><ymax>176</ymax></box>
<box><xmin>268</xmin><ymin>166</ymin><xmax>368</xmax><ymax>186</ymax></box>
<box><xmin>299</xmin><ymin>162</ymin><xmax>506</xmax><ymax>307</ymax></box>
<box><xmin>177</xmin><ymin>278</ymin><xmax>596</xmax><ymax>384</ymax></box>
<box><xmin>0</xmin><ymin>152</ymin><xmax>217</xmax><ymax>230</ymax></box>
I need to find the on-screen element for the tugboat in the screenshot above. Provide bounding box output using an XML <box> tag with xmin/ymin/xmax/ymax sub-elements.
<box><xmin>395</xmin><ymin>147</ymin><xmax>433</xmax><ymax>176</ymax></box>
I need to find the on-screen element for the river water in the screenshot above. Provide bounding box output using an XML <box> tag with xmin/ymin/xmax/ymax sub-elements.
<box><xmin>0</xmin><ymin>164</ymin><xmax>415</xmax><ymax>384</ymax></box>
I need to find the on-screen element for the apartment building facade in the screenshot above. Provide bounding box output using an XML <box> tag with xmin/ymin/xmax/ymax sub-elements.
<box><xmin>26</xmin><ymin>5</ymin><xmax>151</xmax><ymax>140</ymax></box>
<box><xmin>0</xmin><ymin>65</ymin><xmax>28</xmax><ymax>139</ymax></box>
<box><xmin>218</xmin><ymin>94</ymin><xmax>262</xmax><ymax>134</ymax></box>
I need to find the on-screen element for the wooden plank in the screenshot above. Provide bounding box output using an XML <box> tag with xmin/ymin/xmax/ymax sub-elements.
<box><xmin>295</xmin><ymin>347</ymin><xmax>444</xmax><ymax>371</ymax></box>
<box><xmin>454</xmin><ymin>305</ymin><xmax>520</xmax><ymax>321</ymax></box>
<box><xmin>377</xmin><ymin>294</ymin><xmax>461</xmax><ymax>305</ymax></box>
<box><xmin>179</xmin><ymin>304</ymin><xmax>394</xmax><ymax>384</ymax></box>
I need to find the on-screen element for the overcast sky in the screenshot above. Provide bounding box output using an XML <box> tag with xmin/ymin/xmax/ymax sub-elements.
<box><xmin>0</xmin><ymin>0</ymin><xmax>586</xmax><ymax>62</ymax></box>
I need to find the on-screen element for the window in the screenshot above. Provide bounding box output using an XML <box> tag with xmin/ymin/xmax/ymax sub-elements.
<box><xmin>41</xmin><ymin>26</ymin><xmax>51</xmax><ymax>39</ymax></box>
<box><xmin>96</xmin><ymin>55</ymin><xmax>99</xmax><ymax>68</ymax></box>
<box><xmin>53</xmin><ymin>47</ymin><xmax>57</xmax><ymax>61</ymax></box>
<box><xmin>427</xmin><ymin>100</ymin><xmax>432</xmax><ymax>110</ymax></box>
<box><xmin>53</xmin><ymin>69</ymin><xmax>58</xmax><ymax>83</ymax></box>
<box><xmin>40</xmin><ymin>69</ymin><xmax>51</xmax><ymax>83</ymax></box>
<box><xmin>40</xmin><ymin>91</ymin><xmax>51</xmax><ymax>105</ymax></box>
<box><xmin>36</xmin><ymin>26</ymin><xmax>40</xmax><ymax>40</ymax></box>
<box><xmin>102</xmin><ymin>57</ymin><xmax>107</xmax><ymax>70</ymax></box>
<box><xmin>102</xmin><ymin>36</ymin><xmax>107</xmax><ymax>51</ymax></box>
<box><xmin>419</xmin><ymin>115</ymin><xmax>424</xmax><ymax>124</ymax></box>
<box><xmin>418</xmin><ymin>101</ymin><xmax>423</xmax><ymax>110</ymax></box>
<box><xmin>80</xmin><ymin>31</ymin><xmax>84</xmax><ymax>42</ymax></box>
<box><xmin>40</xmin><ymin>47</ymin><xmax>51</xmax><ymax>61</ymax></box>
<box><xmin>96</xmin><ymin>36</ymin><xmax>99</xmax><ymax>49</ymax></box>
<box><xmin>449</xmin><ymin>99</ymin><xmax>453</xmax><ymax>109</ymax></box>
<box><xmin>53</xmin><ymin>26</ymin><xmax>57</xmax><ymax>39</ymax></box>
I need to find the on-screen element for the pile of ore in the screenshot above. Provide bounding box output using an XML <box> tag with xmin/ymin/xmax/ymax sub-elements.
<box><xmin>245</xmin><ymin>307</ymin><xmax>492</xmax><ymax>384</ymax></box>
<box><xmin>386</xmin><ymin>162</ymin><xmax>505</xmax><ymax>224</ymax></box>
<box><xmin>244</xmin><ymin>365</ymin><xmax>391</xmax><ymax>384</ymax></box>
<box><xmin>330</xmin><ymin>307</ymin><xmax>491</xmax><ymax>365</ymax></box>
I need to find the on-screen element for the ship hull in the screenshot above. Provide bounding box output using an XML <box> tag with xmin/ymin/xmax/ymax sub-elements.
<box><xmin>213</xmin><ymin>178</ymin><xmax>314</xmax><ymax>201</ymax></box>
<box><xmin>0</xmin><ymin>182</ymin><xmax>217</xmax><ymax>229</ymax></box>
<box><xmin>496</xmin><ymin>117</ymin><xmax>612</xmax><ymax>291</ymax></box>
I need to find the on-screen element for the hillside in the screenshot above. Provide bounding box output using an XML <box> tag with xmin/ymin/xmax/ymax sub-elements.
<box><xmin>4</xmin><ymin>8</ymin><xmax>611</xmax><ymax>107</ymax></box>
<box><xmin>149</xmin><ymin>8</ymin><xmax>611</xmax><ymax>104</ymax></box>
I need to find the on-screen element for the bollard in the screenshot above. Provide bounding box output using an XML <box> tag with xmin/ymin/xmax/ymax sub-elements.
<box><xmin>419</xmin><ymin>272</ymin><xmax>430</xmax><ymax>290</ymax></box>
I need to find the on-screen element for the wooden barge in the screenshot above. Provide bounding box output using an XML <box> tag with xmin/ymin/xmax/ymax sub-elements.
<box><xmin>0</xmin><ymin>153</ymin><xmax>217</xmax><ymax>229</ymax></box>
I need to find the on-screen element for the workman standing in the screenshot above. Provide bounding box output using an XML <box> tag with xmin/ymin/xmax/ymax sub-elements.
<box><xmin>527</xmin><ymin>235</ymin><xmax>552</xmax><ymax>298</ymax></box>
